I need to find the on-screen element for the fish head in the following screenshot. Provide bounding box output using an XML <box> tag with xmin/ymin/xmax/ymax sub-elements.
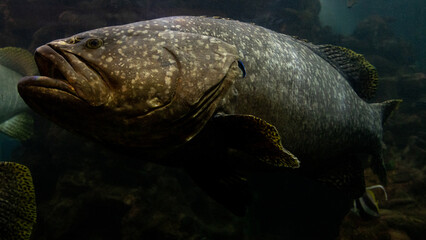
<box><xmin>19</xmin><ymin>23</ymin><xmax>243</xmax><ymax>152</ymax></box>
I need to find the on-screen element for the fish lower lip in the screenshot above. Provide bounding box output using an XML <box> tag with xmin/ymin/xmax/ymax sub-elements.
<box><xmin>19</xmin><ymin>76</ymin><xmax>77</xmax><ymax>95</ymax></box>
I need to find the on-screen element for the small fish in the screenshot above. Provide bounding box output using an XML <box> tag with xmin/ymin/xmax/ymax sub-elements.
<box><xmin>352</xmin><ymin>185</ymin><xmax>388</xmax><ymax>219</ymax></box>
<box><xmin>347</xmin><ymin>0</ymin><xmax>358</xmax><ymax>8</ymax></box>
<box><xmin>0</xmin><ymin>161</ymin><xmax>37</xmax><ymax>240</ymax></box>
<box><xmin>0</xmin><ymin>47</ymin><xmax>38</xmax><ymax>141</ymax></box>
<box><xmin>18</xmin><ymin>16</ymin><xmax>401</xmax><ymax>215</ymax></box>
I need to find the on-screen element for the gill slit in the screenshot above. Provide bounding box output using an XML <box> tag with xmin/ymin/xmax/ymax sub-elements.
<box><xmin>162</xmin><ymin>46</ymin><xmax>181</xmax><ymax>101</ymax></box>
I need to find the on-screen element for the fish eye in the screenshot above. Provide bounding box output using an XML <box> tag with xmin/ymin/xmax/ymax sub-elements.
<box><xmin>85</xmin><ymin>38</ymin><xmax>103</xmax><ymax>49</ymax></box>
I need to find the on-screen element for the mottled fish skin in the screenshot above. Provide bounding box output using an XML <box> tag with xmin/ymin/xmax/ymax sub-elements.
<box><xmin>0</xmin><ymin>162</ymin><xmax>37</xmax><ymax>240</ymax></box>
<box><xmin>144</xmin><ymin>17</ymin><xmax>384</xmax><ymax>166</ymax></box>
<box><xmin>19</xmin><ymin>16</ymin><xmax>387</xmax><ymax>170</ymax></box>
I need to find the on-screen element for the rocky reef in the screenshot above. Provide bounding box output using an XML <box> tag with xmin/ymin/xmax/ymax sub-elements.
<box><xmin>17</xmin><ymin>126</ymin><xmax>244</xmax><ymax>240</ymax></box>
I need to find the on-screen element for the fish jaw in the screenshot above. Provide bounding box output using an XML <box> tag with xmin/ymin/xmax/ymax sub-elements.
<box><xmin>17</xmin><ymin>43</ymin><xmax>112</xmax><ymax>142</ymax></box>
<box><xmin>17</xmin><ymin>44</ymin><xmax>86</xmax><ymax>127</ymax></box>
<box><xmin>19</xmin><ymin>44</ymin><xmax>110</xmax><ymax>107</ymax></box>
<box><xmin>19</xmin><ymin>75</ymin><xmax>78</xmax><ymax>100</ymax></box>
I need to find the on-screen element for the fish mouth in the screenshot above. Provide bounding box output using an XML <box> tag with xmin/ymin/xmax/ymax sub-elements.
<box><xmin>19</xmin><ymin>45</ymin><xmax>80</xmax><ymax>98</ymax></box>
<box><xmin>19</xmin><ymin>75</ymin><xmax>77</xmax><ymax>98</ymax></box>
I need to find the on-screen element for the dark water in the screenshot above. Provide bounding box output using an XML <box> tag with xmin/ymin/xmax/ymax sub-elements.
<box><xmin>0</xmin><ymin>134</ymin><xmax>21</xmax><ymax>161</ymax></box>
<box><xmin>1</xmin><ymin>0</ymin><xmax>425</xmax><ymax>239</ymax></box>
<box><xmin>319</xmin><ymin>0</ymin><xmax>426</xmax><ymax>72</ymax></box>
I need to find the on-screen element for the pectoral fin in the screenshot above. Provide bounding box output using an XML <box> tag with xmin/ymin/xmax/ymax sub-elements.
<box><xmin>0</xmin><ymin>162</ymin><xmax>36</xmax><ymax>240</ymax></box>
<box><xmin>183</xmin><ymin>114</ymin><xmax>298</xmax><ymax>216</ymax></box>
<box><xmin>210</xmin><ymin>114</ymin><xmax>300</xmax><ymax>169</ymax></box>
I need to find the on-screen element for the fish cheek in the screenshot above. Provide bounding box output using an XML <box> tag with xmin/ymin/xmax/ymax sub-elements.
<box><xmin>105</xmin><ymin>49</ymin><xmax>181</xmax><ymax>116</ymax></box>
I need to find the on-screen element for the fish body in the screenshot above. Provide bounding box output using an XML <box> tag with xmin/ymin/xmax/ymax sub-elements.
<box><xmin>352</xmin><ymin>185</ymin><xmax>388</xmax><ymax>219</ymax></box>
<box><xmin>0</xmin><ymin>64</ymin><xmax>27</xmax><ymax>121</ymax></box>
<box><xmin>0</xmin><ymin>47</ymin><xmax>37</xmax><ymax>141</ymax></box>
<box><xmin>18</xmin><ymin>16</ymin><xmax>400</xmax><ymax>211</ymax></box>
<box><xmin>0</xmin><ymin>161</ymin><xmax>37</xmax><ymax>240</ymax></box>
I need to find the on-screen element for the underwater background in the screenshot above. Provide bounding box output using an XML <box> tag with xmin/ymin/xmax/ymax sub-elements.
<box><xmin>0</xmin><ymin>0</ymin><xmax>425</xmax><ymax>239</ymax></box>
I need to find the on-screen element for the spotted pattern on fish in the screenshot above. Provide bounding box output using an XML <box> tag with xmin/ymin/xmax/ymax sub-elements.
<box><xmin>0</xmin><ymin>162</ymin><xmax>36</xmax><ymax>240</ymax></box>
<box><xmin>125</xmin><ymin>17</ymin><xmax>385</xmax><ymax>164</ymax></box>
<box><xmin>18</xmin><ymin>16</ymin><xmax>399</xmax><ymax>185</ymax></box>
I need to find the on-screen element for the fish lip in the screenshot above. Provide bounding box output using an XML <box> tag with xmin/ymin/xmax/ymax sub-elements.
<box><xmin>19</xmin><ymin>45</ymin><xmax>80</xmax><ymax>97</ymax></box>
<box><xmin>19</xmin><ymin>75</ymin><xmax>78</xmax><ymax>97</ymax></box>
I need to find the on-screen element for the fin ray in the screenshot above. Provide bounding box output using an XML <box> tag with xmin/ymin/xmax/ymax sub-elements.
<box><xmin>308</xmin><ymin>44</ymin><xmax>379</xmax><ymax>99</ymax></box>
<box><xmin>209</xmin><ymin>114</ymin><xmax>300</xmax><ymax>169</ymax></box>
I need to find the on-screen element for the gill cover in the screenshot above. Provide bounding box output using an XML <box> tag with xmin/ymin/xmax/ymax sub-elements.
<box><xmin>120</xmin><ymin>30</ymin><xmax>243</xmax><ymax>147</ymax></box>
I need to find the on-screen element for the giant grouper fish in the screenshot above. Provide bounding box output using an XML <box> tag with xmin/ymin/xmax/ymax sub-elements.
<box><xmin>18</xmin><ymin>16</ymin><xmax>401</xmax><ymax>217</ymax></box>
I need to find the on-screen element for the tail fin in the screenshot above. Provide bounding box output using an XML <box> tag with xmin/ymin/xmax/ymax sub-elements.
<box><xmin>0</xmin><ymin>162</ymin><xmax>36</xmax><ymax>240</ymax></box>
<box><xmin>372</xmin><ymin>99</ymin><xmax>403</xmax><ymax>124</ymax></box>
<box><xmin>370</xmin><ymin>99</ymin><xmax>402</xmax><ymax>185</ymax></box>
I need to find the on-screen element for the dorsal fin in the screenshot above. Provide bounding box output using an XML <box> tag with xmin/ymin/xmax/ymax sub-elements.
<box><xmin>0</xmin><ymin>47</ymin><xmax>39</xmax><ymax>76</ymax></box>
<box><xmin>313</xmin><ymin>44</ymin><xmax>379</xmax><ymax>100</ymax></box>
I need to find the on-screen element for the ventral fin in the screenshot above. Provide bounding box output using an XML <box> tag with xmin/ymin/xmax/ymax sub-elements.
<box><xmin>313</xmin><ymin>44</ymin><xmax>378</xmax><ymax>100</ymax></box>
<box><xmin>210</xmin><ymin>114</ymin><xmax>300</xmax><ymax>169</ymax></box>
